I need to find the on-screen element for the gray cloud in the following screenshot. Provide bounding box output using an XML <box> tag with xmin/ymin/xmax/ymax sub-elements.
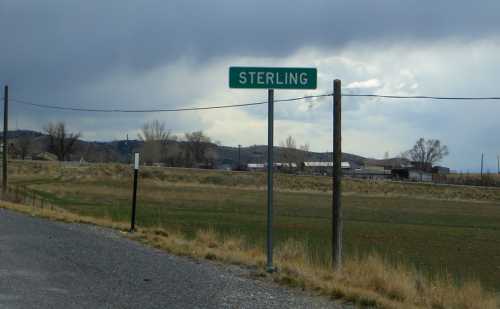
<box><xmin>2</xmin><ymin>1</ymin><xmax>500</xmax><ymax>170</ymax></box>
<box><xmin>2</xmin><ymin>0</ymin><xmax>500</xmax><ymax>91</ymax></box>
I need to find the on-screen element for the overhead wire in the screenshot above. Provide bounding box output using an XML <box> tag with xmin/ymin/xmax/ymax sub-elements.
<box><xmin>8</xmin><ymin>93</ymin><xmax>333</xmax><ymax>113</ymax></box>
<box><xmin>343</xmin><ymin>94</ymin><xmax>500</xmax><ymax>100</ymax></box>
<box><xmin>5</xmin><ymin>92</ymin><xmax>500</xmax><ymax>113</ymax></box>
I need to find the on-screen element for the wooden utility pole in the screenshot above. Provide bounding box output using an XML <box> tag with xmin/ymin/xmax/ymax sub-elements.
<box><xmin>480</xmin><ymin>153</ymin><xmax>484</xmax><ymax>178</ymax></box>
<box><xmin>332</xmin><ymin>79</ymin><xmax>342</xmax><ymax>270</ymax></box>
<box><xmin>2</xmin><ymin>85</ymin><xmax>8</xmax><ymax>194</ymax></box>
<box><xmin>238</xmin><ymin>144</ymin><xmax>241</xmax><ymax>170</ymax></box>
<box><xmin>497</xmin><ymin>155</ymin><xmax>499</xmax><ymax>175</ymax></box>
<box><xmin>126</xmin><ymin>134</ymin><xmax>131</xmax><ymax>164</ymax></box>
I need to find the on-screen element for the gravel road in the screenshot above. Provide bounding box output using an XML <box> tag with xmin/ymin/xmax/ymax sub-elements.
<box><xmin>0</xmin><ymin>208</ymin><xmax>350</xmax><ymax>309</ymax></box>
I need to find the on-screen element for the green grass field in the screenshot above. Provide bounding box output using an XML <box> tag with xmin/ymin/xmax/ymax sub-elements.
<box><xmin>8</xmin><ymin>161</ymin><xmax>500</xmax><ymax>292</ymax></box>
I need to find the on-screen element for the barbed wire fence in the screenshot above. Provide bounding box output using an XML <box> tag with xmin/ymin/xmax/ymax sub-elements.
<box><xmin>2</xmin><ymin>183</ymin><xmax>55</xmax><ymax>210</ymax></box>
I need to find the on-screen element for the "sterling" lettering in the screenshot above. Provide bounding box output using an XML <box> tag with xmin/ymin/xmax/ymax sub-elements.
<box><xmin>238</xmin><ymin>71</ymin><xmax>308</xmax><ymax>86</ymax></box>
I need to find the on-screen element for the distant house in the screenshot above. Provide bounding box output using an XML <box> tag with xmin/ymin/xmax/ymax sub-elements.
<box><xmin>246</xmin><ymin>161</ymin><xmax>352</xmax><ymax>175</ymax></box>
<box><xmin>391</xmin><ymin>168</ymin><xmax>433</xmax><ymax>182</ymax></box>
<box><xmin>363</xmin><ymin>158</ymin><xmax>412</xmax><ymax>170</ymax></box>
<box><xmin>361</xmin><ymin>158</ymin><xmax>447</xmax><ymax>183</ymax></box>
<box><xmin>432</xmin><ymin>166</ymin><xmax>450</xmax><ymax>175</ymax></box>
<box><xmin>352</xmin><ymin>165</ymin><xmax>392</xmax><ymax>180</ymax></box>
<box><xmin>276</xmin><ymin>162</ymin><xmax>297</xmax><ymax>168</ymax></box>
<box><xmin>303</xmin><ymin>161</ymin><xmax>351</xmax><ymax>168</ymax></box>
<box><xmin>303</xmin><ymin>161</ymin><xmax>352</xmax><ymax>175</ymax></box>
<box><xmin>409</xmin><ymin>170</ymin><xmax>433</xmax><ymax>182</ymax></box>
<box><xmin>247</xmin><ymin>163</ymin><xmax>265</xmax><ymax>171</ymax></box>
<box><xmin>410</xmin><ymin>161</ymin><xmax>433</xmax><ymax>173</ymax></box>
<box><xmin>246</xmin><ymin>158</ymin><xmax>446</xmax><ymax>183</ymax></box>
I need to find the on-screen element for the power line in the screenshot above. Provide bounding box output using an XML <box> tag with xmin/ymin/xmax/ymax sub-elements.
<box><xmin>343</xmin><ymin>94</ymin><xmax>500</xmax><ymax>100</ymax></box>
<box><xmin>6</xmin><ymin>92</ymin><xmax>500</xmax><ymax>113</ymax></box>
<box><xmin>9</xmin><ymin>94</ymin><xmax>332</xmax><ymax>113</ymax></box>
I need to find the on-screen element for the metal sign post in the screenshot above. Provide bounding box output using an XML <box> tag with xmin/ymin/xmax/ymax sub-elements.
<box><xmin>266</xmin><ymin>89</ymin><xmax>274</xmax><ymax>272</ymax></box>
<box><xmin>130</xmin><ymin>152</ymin><xmax>140</xmax><ymax>232</ymax></box>
<box><xmin>229</xmin><ymin>66</ymin><xmax>317</xmax><ymax>272</ymax></box>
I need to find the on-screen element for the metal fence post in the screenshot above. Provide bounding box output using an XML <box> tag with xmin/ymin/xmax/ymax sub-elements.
<box><xmin>130</xmin><ymin>153</ymin><xmax>140</xmax><ymax>232</ymax></box>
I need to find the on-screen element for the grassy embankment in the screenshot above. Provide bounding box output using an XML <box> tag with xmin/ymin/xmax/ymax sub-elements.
<box><xmin>2</xmin><ymin>160</ymin><xmax>499</xmax><ymax>308</ymax></box>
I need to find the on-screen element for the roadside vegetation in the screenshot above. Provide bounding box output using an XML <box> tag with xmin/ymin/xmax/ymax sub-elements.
<box><xmin>439</xmin><ymin>173</ymin><xmax>500</xmax><ymax>187</ymax></box>
<box><xmin>2</xmin><ymin>160</ymin><xmax>500</xmax><ymax>308</ymax></box>
<box><xmin>10</xmin><ymin>160</ymin><xmax>500</xmax><ymax>201</ymax></box>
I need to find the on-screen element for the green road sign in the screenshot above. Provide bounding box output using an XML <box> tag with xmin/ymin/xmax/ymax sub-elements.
<box><xmin>229</xmin><ymin>67</ymin><xmax>317</xmax><ymax>89</ymax></box>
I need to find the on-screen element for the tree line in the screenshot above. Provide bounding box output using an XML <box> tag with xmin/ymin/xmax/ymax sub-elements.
<box><xmin>6</xmin><ymin>119</ymin><xmax>452</xmax><ymax>174</ymax></box>
<box><xmin>137</xmin><ymin>120</ymin><xmax>217</xmax><ymax>168</ymax></box>
<box><xmin>6</xmin><ymin>120</ymin><xmax>218</xmax><ymax>168</ymax></box>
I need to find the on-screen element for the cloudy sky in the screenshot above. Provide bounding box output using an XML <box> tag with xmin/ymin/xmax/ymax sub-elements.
<box><xmin>2</xmin><ymin>0</ymin><xmax>500</xmax><ymax>171</ymax></box>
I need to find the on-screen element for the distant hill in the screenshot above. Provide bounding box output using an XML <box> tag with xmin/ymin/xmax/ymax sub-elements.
<box><xmin>3</xmin><ymin>129</ymin><xmax>382</xmax><ymax>168</ymax></box>
<box><xmin>216</xmin><ymin>145</ymin><xmax>367</xmax><ymax>168</ymax></box>
<box><xmin>0</xmin><ymin>130</ymin><xmax>44</xmax><ymax>139</ymax></box>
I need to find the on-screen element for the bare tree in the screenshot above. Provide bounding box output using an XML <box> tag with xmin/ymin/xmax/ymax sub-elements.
<box><xmin>280</xmin><ymin>136</ymin><xmax>297</xmax><ymax>171</ymax></box>
<box><xmin>138</xmin><ymin>120</ymin><xmax>176</xmax><ymax>165</ymax></box>
<box><xmin>403</xmin><ymin>138</ymin><xmax>449</xmax><ymax>171</ymax></box>
<box><xmin>280</xmin><ymin>136</ymin><xmax>309</xmax><ymax>172</ymax></box>
<box><xmin>298</xmin><ymin>143</ymin><xmax>310</xmax><ymax>171</ymax></box>
<box><xmin>15</xmin><ymin>135</ymin><xmax>33</xmax><ymax>160</ymax></box>
<box><xmin>163</xmin><ymin>142</ymin><xmax>183</xmax><ymax>166</ymax></box>
<box><xmin>183</xmin><ymin>131</ymin><xmax>215</xmax><ymax>167</ymax></box>
<box><xmin>138</xmin><ymin>120</ymin><xmax>172</xmax><ymax>142</ymax></box>
<box><xmin>44</xmin><ymin>122</ymin><xmax>81</xmax><ymax>161</ymax></box>
<box><xmin>204</xmin><ymin>147</ymin><xmax>218</xmax><ymax>167</ymax></box>
<box><xmin>300</xmin><ymin>143</ymin><xmax>310</xmax><ymax>152</ymax></box>
<box><xmin>83</xmin><ymin>142</ymin><xmax>101</xmax><ymax>162</ymax></box>
<box><xmin>282</xmin><ymin>135</ymin><xmax>296</xmax><ymax>149</ymax></box>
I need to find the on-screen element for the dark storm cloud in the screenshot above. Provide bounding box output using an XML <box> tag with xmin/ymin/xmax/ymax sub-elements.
<box><xmin>2</xmin><ymin>0</ymin><xmax>500</xmax><ymax>171</ymax></box>
<box><xmin>2</xmin><ymin>0</ymin><xmax>500</xmax><ymax>92</ymax></box>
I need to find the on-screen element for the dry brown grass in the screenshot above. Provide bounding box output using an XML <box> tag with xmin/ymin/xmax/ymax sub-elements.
<box><xmin>271</xmin><ymin>240</ymin><xmax>498</xmax><ymax>309</ymax></box>
<box><xmin>442</xmin><ymin>173</ymin><xmax>500</xmax><ymax>187</ymax></box>
<box><xmin>1</xmin><ymin>201</ymin><xmax>497</xmax><ymax>309</ymax></box>
<box><xmin>0</xmin><ymin>200</ymin><xmax>129</xmax><ymax>230</ymax></box>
